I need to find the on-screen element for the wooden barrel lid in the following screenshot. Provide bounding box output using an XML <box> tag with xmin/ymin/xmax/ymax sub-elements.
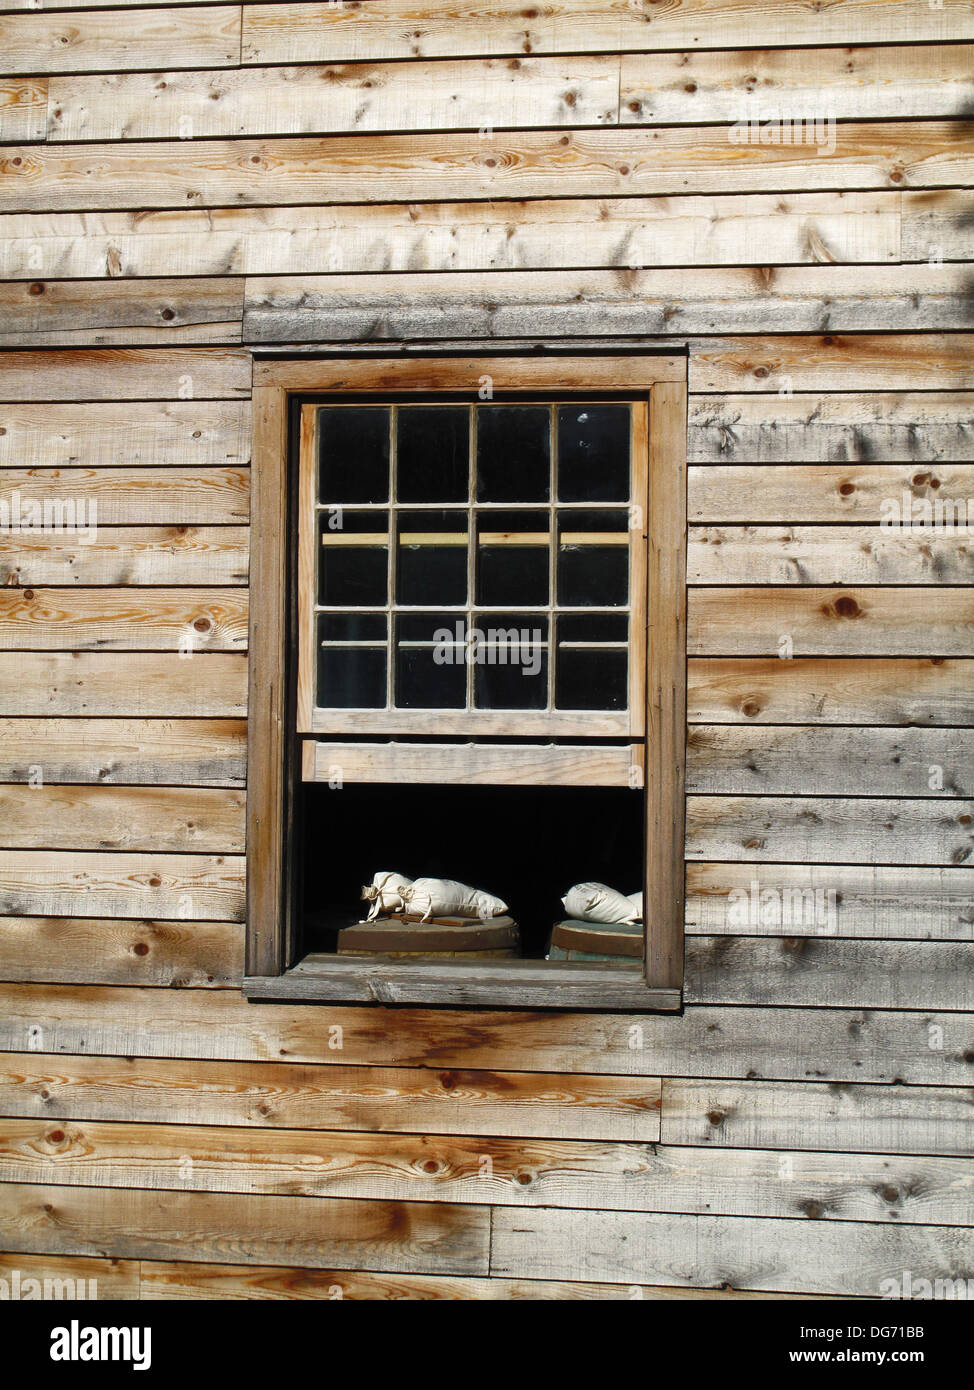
<box><xmin>339</xmin><ymin>913</ymin><xmax>519</xmax><ymax>954</ymax></box>
<box><xmin>550</xmin><ymin>918</ymin><xmax>643</xmax><ymax>958</ymax></box>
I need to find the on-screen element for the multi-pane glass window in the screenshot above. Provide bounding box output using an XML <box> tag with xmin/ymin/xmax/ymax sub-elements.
<box><xmin>297</xmin><ymin>400</ymin><xmax>647</xmax><ymax>735</ymax></box>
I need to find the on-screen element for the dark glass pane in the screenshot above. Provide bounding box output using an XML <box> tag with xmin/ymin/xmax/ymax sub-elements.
<box><xmin>396</xmin><ymin>407</ymin><xmax>469</xmax><ymax>503</ymax></box>
<box><xmin>396</xmin><ymin>509</ymin><xmax>467</xmax><ymax>606</ymax></box>
<box><xmin>396</xmin><ymin>647</ymin><xmax>466</xmax><ymax>709</ymax></box>
<box><xmin>317</xmin><ymin>511</ymin><xmax>388</xmax><ymax>607</ymax></box>
<box><xmin>556</xmin><ymin>510</ymin><xmax>629</xmax><ymax>608</ymax></box>
<box><xmin>317</xmin><ymin>407</ymin><xmax>389</xmax><ymax>504</ymax></box>
<box><xmin>557</xmin><ymin>612</ymin><xmax>629</xmax><ymax>643</ymax></box>
<box><xmin>476</xmin><ymin>510</ymin><xmax>549</xmax><ymax>607</ymax></box>
<box><xmin>317</xmin><ymin>643</ymin><xmax>386</xmax><ymax>709</ymax></box>
<box><xmin>397</xmin><ymin>612</ymin><xmax>466</xmax><ymax>645</ymax></box>
<box><xmin>556</xmin><ymin>646</ymin><xmax>627</xmax><ymax>709</ymax></box>
<box><xmin>473</xmin><ymin>614</ymin><xmax>548</xmax><ymax>710</ymax></box>
<box><xmin>318</xmin><ymin>612</ymin><xmax>387</xmax><ymax>642</ymax></box>
<box><xmin>476</xmin><ymin>406</ymin><xmax>550</xmax><ymax>502</ymax></box>
<box><xmin>557</xmin><ymin>405</ymin><xmax>631</xmax><ymax>503</ymax></box>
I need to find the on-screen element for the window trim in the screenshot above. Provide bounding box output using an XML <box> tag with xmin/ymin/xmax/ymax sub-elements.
<box><xmin>245</xmin><ymin>354</ymin><xmax>687</xmax><ymax>1011</ymax></box>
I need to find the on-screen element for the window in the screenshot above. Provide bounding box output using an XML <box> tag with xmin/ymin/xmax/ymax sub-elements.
<box><xmin>246</xmin><ymin>355</ymin><xmax>687</xmax><ymax>1010</ymax></box>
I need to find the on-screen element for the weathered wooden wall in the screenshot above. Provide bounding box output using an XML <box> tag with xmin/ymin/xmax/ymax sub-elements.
<box><xmin>0</xmin><ymin>0</ymin><xmax>972</xmax><ymax>1298</ymax></box>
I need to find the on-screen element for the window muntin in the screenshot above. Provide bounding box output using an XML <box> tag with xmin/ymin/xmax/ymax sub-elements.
<box><xmin>298</xmin><ymin>400</ymin><xmax>645</xmax><ymax>733</ymax></box>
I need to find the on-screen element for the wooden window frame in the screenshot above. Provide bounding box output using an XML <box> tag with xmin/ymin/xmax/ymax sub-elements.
<box><xmin>245</xmin><ymin>354</ymin><xmax>687</xmax><ymax>1011</ymax></box>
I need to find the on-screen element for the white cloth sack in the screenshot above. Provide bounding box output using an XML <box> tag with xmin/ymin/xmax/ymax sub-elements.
<box><xmin>361</xmin><ymin>870</ymin><xmax>414</xmax><ymax>922</ymax></box>
<box><xmin>403</xmin><ymin>877</ymin><xmax>508</xmax><ymax>922</ymax></box>
<box><xmin>627</xmin><ymin>891</ymin><xmax>643</xmax><ymax>920</ymax></box>
<box><xmin>562</xmin><ymin>881</ymin><xmax>641</xmax><ymax>926</ymax></box>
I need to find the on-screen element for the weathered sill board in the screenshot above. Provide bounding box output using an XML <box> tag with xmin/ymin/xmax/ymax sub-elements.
<box><xmin>0</xmin><ymin>1182</ymin><xmax>489</xmax><ymax>1276</ymax></box>
<box><xmin>0</xmin><ymin>652</ymin><xmax>248</xmax><ymax>717</ymax></box>
<box><xmin>0</xmin><ymin>401</ymin><xmax>251</xmax><ymax>468</ymax></box>
<box><xmin>684</xmin><ymin>937</ymin><xmax>974</xmax><ymax>1012</ymax></box>
<box><xmin>44</xmin><ymin>45</ymin><xmax>974</xmax><ymax>142</ymax></box>
<box><xmin>688</xmin><ymin>391</ymin><xmax>974</xmax><ymax>463</ymax></box>
<box><xmin>1</xmin><ymin>985</ymin><xmax>970</xmax><ymax>1084</ymax></box>
<box><xmin>686</xmin><ymin>795</ymin><xmax>974</xmax><ymax>866</ymax></box>
<box><xmin>0</xmin><ymin>1052</ymin><xmax>662</xmax><ymax>1141</ymax></box>
<box><xmin>688</xmin><ymin>588</ymin><xmax>974</xmax><ymax>657</ymax></box>
<box><xmin>689</xmin><ymin>334</ymin><xmax>974</xmax><ymax>393</ymax></box>
<box><xmin>689</xmin><ymin>466</ymin><xmax>974</xmax><ymax>525</ymax></box>
<box><xmin>242</xmin><ymin>264</ymin><xmax>974</xmax><ymax>343</ymax></box>
<box><xmin>240</xmin><ymin>0</ymin><xmax>974</xmax><ymax>63</ymax></box>
<box><xmin>687</xmin><ymin>725</ymin><xmax>974</xmax><ymax>797</ymax></box>
<box><xmin>0</xmin><ymin>6</ymin><xmax>240</xmax><ymax>75</ymax></box>
<box><xmin>0</xmin><ymin>917</ymin><xmax>242</xmax><ymax>988</ymax></box>
<box><xmin>663</xmin><ymin>1078</ymin><xmax>974</xmax><ymax>1158</ymax></box>
<box><xmin>686</xmin><ymin>863</ymin><xmax>974</xmax><ymax>940</ymax></box>
<box><xmin>1</xmin><ymin>1118</ymin><xmax>970</xmax><ymax>1225</ymax></box>
<box><xmin>8</xmin><ymin>191</ymin><xmax>970</xmax><ymax>279</ymax></box>
<box><xmin>0</xmin><ymin>277</ymin><xmax>244</xmax><ymax>347</ymax></box>
<box><xmin>0</xmin><ymin>348</ymin><xmax>251</xmax><ymax>402</ymax></box>
<box><xmin>4</xmin><ymin>124</ymin><xmax>970</xmax><ymax>213</ymax></box>
<box><xmin>688</xmin><ymin>526</ymin><xmax>974</xmax><ymax>586</ymax></box>
<box><xmin>0</xmin><ymin>526</ymin><xmax>250</xmax><ymax>587</ymax></box>
<box><xmin>489</xmin><ymin>1207</ymin><xmax>974</xmax><ymax>1295</ymax></box>
<box><xmin>687</xmin><ymin>657</ymin><xmax>974</xmax><ymax>726</ymax></box>
<box><xmin>0</xmin><ymin>587</ymin><xmax>248</xmax><ymax>651</ymax></box>
<box><xmin>304</xmin><ymin>740</ymin><xmax>637</xmax><ymax>787</ymax></box>
<box><xmin>0</xmin><ymin>785</ymin><xmax>245</xmax><ymax>852</ymax></box>
<box><xmin>0</xmin><ymin>852</ymin><xmax>245</xmax><ymax>920</ymax></box>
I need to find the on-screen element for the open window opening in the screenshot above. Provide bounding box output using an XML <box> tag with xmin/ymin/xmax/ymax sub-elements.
<box><xmin>246</xmin><ymin>355</ymin><xmax>687</xmax><ymax>1010</ymax></box>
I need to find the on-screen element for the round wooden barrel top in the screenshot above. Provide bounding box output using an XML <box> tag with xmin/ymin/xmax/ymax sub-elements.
<box><xmin>549</xmin><ymin>918</ymin><xmax>643</xmax><ymax>959</ymax></box>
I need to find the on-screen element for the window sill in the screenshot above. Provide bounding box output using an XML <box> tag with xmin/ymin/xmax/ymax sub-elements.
<box><xmin>244</xmin><ymin>955</ymin><xmax>681</xmax><ymax>1011</ymax></box>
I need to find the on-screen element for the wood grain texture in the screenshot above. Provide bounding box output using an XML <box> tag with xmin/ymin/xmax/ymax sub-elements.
<box><xmin>0</xmin><ymin>652</ymin><xmax>248</xmax><ymax>717</ymax></box>
<box><xmin>2</xmin><ymin>1117</ymin><xmax>970</xmax><ymax>1225</ymax></box>
<box><xmin>0</xmin><ymin>6</ymin><xmax>240</xmax><ymax>74</ymax></box>
<box><xmin>663</xmin><ymin>1078</ymin><xmax>974</xmax><ymax>1158</ymax></box>
<box><xmin>0</xmin><ymin>192</ymin><xmax>915</xmax><ymax>279</ymax></box>
<box><xmin>689</xmin><ymin>464</ymin><xmax>974</xmax><ymax>524</ymax></box>
<box><xmin>0</xmin><ymin>77</ymin><xmax>46</xmax><ymax>143</ymax></box>
<box><xmin>685</xmin><ymin>936</ymin><xmax>974</xmax><ymax>1011</ymax></box>
<box><xmin>490</xmin><ymin>1207</ymin><xmax>974</xmax><ymax>1294</ymax></box>
<box><xmin>690</xmin><ymin>334</ymin><xmax>974</xmax><ymax>393</ymax></box>
<box><xmin>1</xmin><ymin>984</ymin><xmax>969</xmax><ymax>1084</ymax></box>
<box><xmin>0</xmin><ymin>785</ymin><xmax>245</xmax><ymax>852</ymax></box>
<box><xmin>686</xmin><ymin>795</ymin><xmax>974</xmax><ymax>866</ymax></box>
<box><xmin>0</xmin><ymin>717</ymin><xmax>246</xmax><ymax>785</ymax></box>
<box><xmin>687</xmin><ymin>725</ymin><xmax>974</xmax><ymax>796</ymax></box>
<box><xmin>244</xmin><ymin>263</ymin><xmax>974</xmax><ymax>342</ymax></box>
<box><xmin>0</xmin><ymin>277</ymin><xmax>244</xmax><ymax>347</ymax></box>
<box><xmin>686</xmin><ymin>863</ymin><xmax>974</xmax><ymax>939</ymax></box>
<box><xmin>0</xmin><ymin>469</ymin><xmax>249</xmax><ymax>525</ymax></box>
<box><xmin>0</xmin><ymin>526</ymin><xmax>249</xmax><ymax>586</ymax></box>
<box><xmin>0</xmin><ymin>1053</ymin><xmax>662</xmax><ymax>1141</ymax></box>
<box><xmin>0</xmin><ymin>587</ymin><xmax>248</xmax><ymax>651</ymax></box>
<box><xmin>0</xmin><ymin>1250</ymin><xmax>137</xmax><ymax>1300</ymax></box>
<box><xmin>688</xmin><ymin>658</ymin><xmax>974</xmax><ymax>726</ymax></box>
<box><xmin>0</xmin><ymin>916</ymin><xmax>242</xmax><ymax>987</ymax></box>
<box><xmin>4</xmin><ymin>123</ymin><xmax>969</xmax><ymax>213</ymax></box>
<box><xmin>689</xmin><ymin>526</ymin><xmax>974</xmax><ymax>586</ymax></box>
<box><xmin>0</xmin><ymin>852</ymin><xmax>245</xmax><ymax>920</ymax></box>
<box><xmin>241</xmin><ymin>0</ymin><xmax>974</xmax><ymax>63</ymax></box>
<box><xmin>0</xmin><ymin>1182</ymin><xmax>489</xmax><ymax>1275</ymax></box>
<box><xmin>688</xmin><ymin>391</ymin><xmax>974</xmax><ymax>463</ymax></box>
<box><xmin>0</xmin><ymin>349</ymin><xmax>250</xmax><ymax>401</ymax></box>
<box><xmin>689</xmin><ymin>587</ymin><xmax>974</xmax><ymax>656</ymax></box>
<box><xmin>306</xmin><ymin>741</ymin><xmax>637</xmax><ymax>787</ymax></box>
<box><xmin>137</xmin><ymin>1260</ymin><xmax>838</xmax><ymax>1300</ymax></box>
<box><xmin>47</xmin><ymin>45</ymin><xmax>974</xmax><ymax>142</ymax></box>
<box><xmin>0</xmin><ymin>401</ymin><xmax>250</xmax><ymax>468</ymax></box>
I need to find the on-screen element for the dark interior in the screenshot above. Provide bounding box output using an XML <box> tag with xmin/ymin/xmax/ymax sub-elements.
<box><xmin>299</xmin><ymin>780</ymin><xmax>644</xmax><ymax>959</ymax></box>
